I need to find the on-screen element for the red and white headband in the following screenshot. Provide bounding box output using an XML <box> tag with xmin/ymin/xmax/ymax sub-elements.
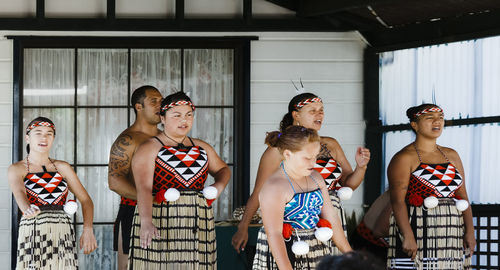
<box><xmin>26</xmin><ymin>121</ymin><xmax>56</xmax><ymax>134</ymax></box>
<box><xmin>294</xmin><ymin>97</ymin><xmax>323</xmax><ymax>110</ymax></box>
<box><xmin>414</xmin><ymin>106</ymin><xmax>443</xmax><ymax>118</ymax></box>
<box><xmin>161</xmin><ymin>100</ymin><xmax>196</xmax><ymax>113</ymax></box>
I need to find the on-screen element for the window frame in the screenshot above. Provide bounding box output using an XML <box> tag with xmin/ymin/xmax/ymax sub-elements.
<box><xmin>10</xmin><ymin>36</ymin><xmax>255</xmax><ymax>268</ymax></box>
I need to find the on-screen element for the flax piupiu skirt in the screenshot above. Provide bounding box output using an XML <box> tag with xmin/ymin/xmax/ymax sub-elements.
<box><xmin>387</xmin><ymin>198</ymin><xmax>471</xmax><ymax>270</ymax></box>
<box><xmin>128</xmin><ymin>190</ymin><xmax>216</xmax><ymax>270</ymax></box>
<box><xmin>17</xmin><ymin>209</ymin><xmax>78</xmax><ymax>270</ymax></box>
<box><xmin>329</xmin><ymin>189</ymin><xmax>347</xmax><ymax>256</ymax></box>
<box><xmin>253</xmin><ymin>227</ymin><xmax>335</xmax><ymax>270</ymax></box>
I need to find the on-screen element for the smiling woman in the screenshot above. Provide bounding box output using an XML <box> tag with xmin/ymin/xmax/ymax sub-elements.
<box><xmin>7</xmin><ymin>117</ymin><xmax>97</xmax><ymax>269</ymax></box>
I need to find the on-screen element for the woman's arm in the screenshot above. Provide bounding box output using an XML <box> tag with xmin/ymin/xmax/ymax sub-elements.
<box><xmin>259</xmin><ymin>177</ymin><xmax>292</xmax><ymax>270</ymax></box>
<box><xmin>7</xmin><ymin>163</ymin><xmax>39</xmax><ymax>218</ymax></box>
<box><xmin>316</xmin><ymin>172</ymin><xmax>352</xmax><ymax>253</ymax></box>
<box><xmin>446</xmin><ymin>148</ymin><xmax>476</xmax><ymax>255</ymax></box>
<box><xmin>325</xmin><ymin>137</ymin><xmax>370</xmax><ymax>190</ymax></box>
<box><xmin>194</xmin><ymin>139</ymin><xmax>231</xmax><ymax>196</ymax></box>
<box><xmin>388</xmin><ymin>152</ymin><xmax>417</xmax><ymax>259</ymax></box>
<box><xmin>131</xmin><ymin>139</ymin><xmax>160</xmax><ymax>248</ymax></box>
<box><xmin>57</xmin><ymin>161</ymin><xmax>97</xmax><ymax>254</ymax></box>
<box><xmin>232</xmin><ymin>147</ymin><xmax>282</xmax><ymax>252</ymax></box>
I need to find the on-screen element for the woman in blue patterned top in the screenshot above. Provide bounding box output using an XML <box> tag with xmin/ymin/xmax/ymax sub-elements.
<box><xmin>253</xmin><ymin>126</ymin><xmax>352</xmax><ymax>270</ymax></box>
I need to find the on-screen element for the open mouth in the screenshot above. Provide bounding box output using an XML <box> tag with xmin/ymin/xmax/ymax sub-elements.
<box><xmin>432</xmin><ymin>127</ymin><xmax>441</xmax><ymax>131</ymax></box>
<box><xmin>38</xmin><ymin>143</ymin><xmax>48</xmax><ymax>147</ymax></box>
<box><xmin>315</xmin><ymin>120</ymin><xmax>322</xmax><ymax>125</ymax></box>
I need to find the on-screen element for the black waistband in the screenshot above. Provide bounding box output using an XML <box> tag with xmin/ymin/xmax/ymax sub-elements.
<box><xmin>38</xmin><ymin>205</ymin><xmax>64</xmax><ymax>211</ymax></box>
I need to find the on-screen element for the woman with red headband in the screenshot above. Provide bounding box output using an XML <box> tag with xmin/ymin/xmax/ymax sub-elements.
<box><xmin>233</xmin><ymin>93</ymin><xmax>370</xmax><ymax>254</ymax></box>
<box><xmin>8</xmin><ymin>117</ymin><xmax>97</xmax><ymax>269</ymax></box>
<box><xmin>128</xmin><ymin>91</ymin><xmax>231</xmax><ymax>269</ymax></box>
<box><xmin>253</xmin><ymin>126</ymin><xmax>352</xmax><ymax>269</ymax></box>
<box><xmin>387</xmin><ymin>104</ymin><xmax>475</xmax><ymax>269</ymax></box>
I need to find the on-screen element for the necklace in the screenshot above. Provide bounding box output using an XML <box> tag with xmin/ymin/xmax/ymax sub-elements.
<box><xmin>163</xmin><ymin>131</ymin><xmax>187</xmax><ymax>148</ymax></box>
<box><xmin>281</xmin><ymin>162</ymin><xmax>308</xmax><ymax>193</ymax></box>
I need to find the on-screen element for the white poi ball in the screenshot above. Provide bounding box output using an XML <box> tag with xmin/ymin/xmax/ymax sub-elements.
<box><xmin>164</xmin><ymin>188</ymin><xmax>180</xmax><ymax>202</ymax></box>
<box><xmin>337</xmin><ymin>187</ymin><xmax>353</xmax><ymax>200</ymax></box>
<box><xmin>315</xmin><ymin>227</ymin><xmax>333</xmax><ymax>242</ymax></box>
<box><xmin>203</xmin><ymin>186</ymin><xmax>218</xmax><ymax>200</ymax></box>
<box><xmin>64</xmin><ymin>200</ymin><xmax>78</xmax><ymax>215</ymax></box>
<box><xmin>291</xmin><ymin>240</ymin><xmax>309</xmax><ymax>255</ymax></box>
<box><xmin>423</xmin><ymin>196</ymin><xmax>439</xmax><ymax>209</ymax></box>
<box><xmin>456</xmin><ymin>199</ymin><xmax>469</xmax><ymax>212</ymax></box>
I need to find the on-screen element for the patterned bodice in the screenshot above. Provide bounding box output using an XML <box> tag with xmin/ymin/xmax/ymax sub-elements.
<box><xmin>24</xmin><ymin>171</ymin><xmax>68</xmax><ymax>206</ymax></box>
<box><xmin>406</xmin><ymin>162</ymin><xmax>463</xmax><ymax>200</ymax></box>
<box><xmin>153</xmin><ymin>138</ymin><xmax>209</xmax><ymax>194</ymax></box>
<box><xmin>284</xmin><ymin>189</ymin><xmax>324</xmax><ymax>229</ymax></box>
<box><xmin>314</xmin><ymin>143</ymin><xmax>342</xmax><ymax>190</ymax></box>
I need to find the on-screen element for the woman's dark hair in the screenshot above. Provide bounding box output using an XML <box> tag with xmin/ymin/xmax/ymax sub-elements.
<box><xmin>316</xmin><ymin>251</ymin><xmax>385</xmax><ymax>270</ymax></box>
<box><xmin>265</xmin><ymin>125</ymin><xmax>319</xmax><ymax>154</ymax></box>
<box><xmin>406</xmin><ymin>103</ymin><xmax>440</xmax><ymax>122</ymax></box>
<box><xmin>279</xmin><ymin>93</ymin><xmax>319</xmax><ymax>132</ymax></box>
<box><xmin>406</xmin><ymin>103</ymin><xmax>442</xmax><ymax>133</ymax></box>
<box><xmin>131</xmin><ymin>85</ymin><xmax>159</xmax><ymax>114</ymax></box>
<box><xmin>26</xmin><ymin>116</ymin><xmax>56</xmax><ymax>154</ymax></box>
<box><xmin>160</xmin><ymin>91</ymin><xmax>193</xmax><ymax>116</ymax></box>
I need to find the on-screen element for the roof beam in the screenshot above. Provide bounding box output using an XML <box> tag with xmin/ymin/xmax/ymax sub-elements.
<box><xmin>298</xmin><ymin>0</ymin><xmax>394</xmax><ymax>17</ymax></box>
<box><xmin>364</xmin><ymin>9</ymin><xmax>500</xmax><ymax>52</ymax></box>
<box><xmin>0</xmin><ymin>17</ymin><xmax>352</xmax><ymax>32</ymax></box>
<box><xmin>36</xmin><ymin>0</ymin><xmax>45</xmax><ymax>20</ymax></box>
<box><xmin>107</xmin><ymin>0</ymin><xmax>115</xmax><ymax>20</ymax></box>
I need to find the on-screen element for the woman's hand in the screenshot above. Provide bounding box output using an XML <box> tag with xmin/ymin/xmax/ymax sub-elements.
<box><xmin>79</xmin><ymin>227</ymin><xmax>97</xmax><ymax>254</ymax></box>
<box><xmin>22</xmin><ymin>204</ymin><xmax>40</xmax><ymax>219</ymax></box>
<box><xmin>231</xmin><ymin>226</ymin><xmax>248</xmax><ymax>253</ymax></box>
<box><xmin>140</xmin><ymin>222</ymin><xmax>160</xmax><ymax>248</ymax></box>
<box><xmin>463</xmin><ymin>230</ymin><xmax>476</xmax><ymax>255</ymax></box>
<box><xmin>355</xmin><ymin>147</ymin><xmax>370</xmax><ymax>168</ymax></box>
<box><xmin>402</xmin><ymin>234</ymin><xmax>418</xmax><ymax>260</ymax></box>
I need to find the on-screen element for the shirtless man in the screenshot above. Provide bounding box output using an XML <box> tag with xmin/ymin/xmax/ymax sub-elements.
<box><xmin>108</xmin><ymin>85</ymin><xmax>163</xmax><ymax>269</ymax></box>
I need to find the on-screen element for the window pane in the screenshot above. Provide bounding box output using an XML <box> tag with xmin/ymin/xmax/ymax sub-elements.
<box><xmin>379</xmin><ymin>36</ymin><xmax>500</xmax><ymax>125</ymax></box>
<box><xmin>130</xmin><ymin>49</ymin><xmax>181</xmax><ymax>96</ymax></box>
<box><xmin>23</xmin><ymin>49</ymin><xmax>75</xmax><ymax>106</ymax></box>
<box><xmin>23</xmin><ymin>108</ymin><xmax>75</xmax><ymax>163</ymax></box>
<box><xmin>382</xmin><ymin>130</ymin><xmax>414</xmax><ymax>189</ymax></box>
<box><xmin>75</xmin><ymin>166</ymin><xmax>119</xmax><ymax>223</ymax></box>
<box><xmin>77</xmin><ymin>49</ymin><xmax>128</xmax><ymax>105</ymax></box>
<box><xmin>184</xmin><ymin>49</ymin><xmax>233</xmax><ymax>106</ymax></box>
<box><xmin>76</xmin><ymin>224</ymin><xmax>116</xmax><ymax>270</ymax></box>
<box><xmin>205</xmin><ymin>166</ymin><xmax>233</xmax><ymax>221</ymax></box>
<box><xmin>190</xmin><ymin>108</ymin><xmax>233</xmax><ymax>163</ymax></box>
<box><xmin>77</xmin><ymin>108</ymin><xmax>128</xmax><ymax>164</ymax></box>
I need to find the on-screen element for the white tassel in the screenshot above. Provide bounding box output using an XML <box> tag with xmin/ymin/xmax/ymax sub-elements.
<box><xmin>164</xmin><ymin>188</ymin><xmax>180</xmax><ymax>202</ymax></box>
<box><xmin>315</xmin><ymin>227</ymin><xmax>333</xmax><ymax>242</ymax></box>
<box><xmin>291</xmin><ymin>240</ymin><xmax>309</xmax><ymax>255</ymax></box>
<box><xmin>202</xmin><ymin>186</ymin><xmax>218</xmax><ymax>200</ymax></box>
<box><xmin>423</xmin><ymin>196</ymin><xmax>439</xmax><ymax>209</ymax></box>
<box><xmin>64</xmin><ymin>200</ymin><xmax>78</xmax><ymax>215</ymax></box>
<box><xmin>455</xmin><ymin>199</ymin><xmax>469</xmax><ymax>212</ymax></box>
<box><xmin>337</xmin><ymin>187</ymin><xmax>353</xmax><ymax>200</ymax></box>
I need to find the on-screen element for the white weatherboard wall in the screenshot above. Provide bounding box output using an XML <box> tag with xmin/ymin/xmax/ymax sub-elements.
<box><xmin>250</xmin><ymin>32</ymin><xmax>366</xmax><ymax>216</ymax></box>
<box><xmin>0</xmin><ymin>38</ymin><xmax>13</xmax><ymax>267</ymax></box>
<box><xmin>0</xmin><ymin>31</ymin><xmax>366</xmax><ymax>265</ymax></box>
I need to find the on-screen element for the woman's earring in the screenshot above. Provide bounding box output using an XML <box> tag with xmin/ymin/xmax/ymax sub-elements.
<box><xmin>297</xmin><ymin>121</ymin><xmax>300</xmax><ymax>126</ymax></box>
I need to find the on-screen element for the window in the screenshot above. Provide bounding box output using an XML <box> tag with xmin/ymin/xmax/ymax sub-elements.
<box><xmin>379</xmin><ymin>36</ymin><xmax>500</xmax><ymax>204</ymax></box>
<box><xmin>13</xmin><ymin>36</ymin><xmax>252</xmax><ymax>268</ymax></box>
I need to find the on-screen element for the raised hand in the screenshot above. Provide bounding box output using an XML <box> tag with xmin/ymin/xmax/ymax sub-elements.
<box><xmin>355</xmin><ymin>147</ymin><xmax>371</xmax><ymax>168</ymax></box>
